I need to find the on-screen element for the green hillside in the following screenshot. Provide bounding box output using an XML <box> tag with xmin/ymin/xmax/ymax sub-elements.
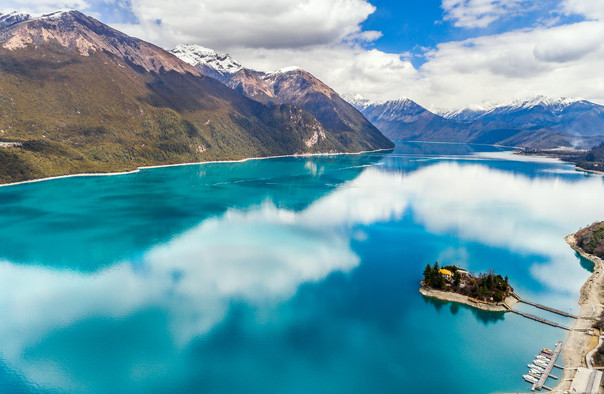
<box><xmin>0</xmin><ymin>43</ymin><xmax>383</xmax><ymax>184</ymax></box>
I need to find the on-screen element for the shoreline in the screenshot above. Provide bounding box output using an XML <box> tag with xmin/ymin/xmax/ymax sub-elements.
<box><xmin>575</xmin><ymin>166</ymin><xmax>604</xmax><ymax>175</ymax></box>
<box><xmin>514</xmin><ymin>149</ymin><xmax>604</xmax><ymax>176</ymax></box>
<box><xmin>555</xmin><ymin>233</ymin><xmax>604</xmax><ymax>392</ymax></box>
<box><xmin>419</xmin><ymin>286</ymin><xmax>518</xmax><ymax>312</ymax></box>
<box><xmin>0</xmin><ymin>148</ymin><xmax>392</xmax><ymax>188</ymax></box>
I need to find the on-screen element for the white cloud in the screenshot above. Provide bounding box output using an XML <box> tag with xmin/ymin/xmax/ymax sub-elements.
<box><xmin>115</xmin><ymin>0</ymin><xmax>377</xmax><ymax>50</ymax></box>
<box><xmin>561</xmin><ymin>0</ymin><xmax>604</xmax><ymax>20</ymax></box>
<box><xmin>226</xmin><ymin>45</ymin><xmax>418</xmax><ymax>99</ymax></box>
<box><xmin>411</xmin><ymin>20</ymin><xmax>604</xmax><ymax>108</ymax></box>
<box><xmin>4</xmin><ymin>0</ymin><xmax>604</xmax><ymax>110</ymax></box>
<box><xmin>0</xmin><ymin>0</ymin><xmax>88</xmax><ymax>14</ymax></box>
<box><xmin>224</xmin><ymin>17</ymin><xmax>604</xmax><ymax>110</ymax></box>
<box><xmin>442</xmin><ymin>0</ymin><xmax>530</xmax><ymax>28</ymax></box>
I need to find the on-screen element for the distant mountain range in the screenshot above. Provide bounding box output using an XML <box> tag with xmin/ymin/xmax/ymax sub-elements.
<box><xmin>346</xmin><ymin>95</ymin><xmax>604</xmax><ymax>149</ymax></box>
<box><xmin>0</xmin><ymin>11</ymin><xmax>392</xmax><ymax>184</ymax></box>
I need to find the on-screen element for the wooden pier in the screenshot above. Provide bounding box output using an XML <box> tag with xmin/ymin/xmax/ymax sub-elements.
<box><xmin>503</xmin><ymin>304</ymin><xmax>571</xmax><ymax>330</ymax></box>
<box><xmin>511</xmin><ymin>292</ymin><xmax>578</xmax><ymax>319</ymax></box>
<box><xmin>532</xmin><ymin>341</ymin><xmax>563</xmax><ymax>391</ymax></box>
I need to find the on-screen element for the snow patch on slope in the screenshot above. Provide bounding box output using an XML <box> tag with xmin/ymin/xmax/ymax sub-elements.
<box><xmin>170</xmin><ymin>44</ymin><xmax>242</xmax><ymax>75</ymax></box>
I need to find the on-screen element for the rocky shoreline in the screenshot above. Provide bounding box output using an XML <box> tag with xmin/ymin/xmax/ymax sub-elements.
<box><xmin>555</xmin><ymin>234</ymin><xmax>604</xmax><ymax>392</ymax></box>
<box><xmin>419</xmin><ymin>286</ymin><xmax>518</xmax><ymax>312</ymax></box>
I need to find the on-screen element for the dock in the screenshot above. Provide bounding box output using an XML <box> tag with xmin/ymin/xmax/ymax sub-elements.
<box><xmin>511</xmin><ymin>292</ymin><xmax>578</xmax><ymax>319</ymax></box>
<box><xmin>532</xmin><ymin>341</ymin><xmax>563</xmax><ymax>391</ymax></box>
<box><xmin>503</xmin><ymin>304</ymin><xmax>571</xmax><ymax>330</ymax></box>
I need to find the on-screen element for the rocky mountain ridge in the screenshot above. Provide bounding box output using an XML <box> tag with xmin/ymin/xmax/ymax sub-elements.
<box><xmin>171</xmin><ymin>45</ymin><xmax>392</xmax><ymax>152</ymax></box>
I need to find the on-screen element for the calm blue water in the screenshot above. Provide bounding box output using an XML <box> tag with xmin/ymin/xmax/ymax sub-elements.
<box><xmin>1</xmin><ymin>142</ymin><xmax>603</xmax><ymax>393</ymax></box>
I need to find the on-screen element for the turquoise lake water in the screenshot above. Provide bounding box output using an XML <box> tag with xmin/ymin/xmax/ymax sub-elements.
<box><xmin>1</xmin><ymin>142</ymin><xmax>604</xmax><ymax>393</ymax></box>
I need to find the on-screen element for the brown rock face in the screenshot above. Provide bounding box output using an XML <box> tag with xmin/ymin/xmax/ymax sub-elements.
<box><xmin>225</xmin><ymin>68</ymin><xmax>393</xmax><ymax>150</ymax></box>
<box><xmin>0</xmin><ymin>11</ymin><xmax>201</xmax><ymax>75</ymax></box>
<box><xmin>170</xmin><ymin>45</ymin><xmax>393</xmax><ymax>150</ymax></box>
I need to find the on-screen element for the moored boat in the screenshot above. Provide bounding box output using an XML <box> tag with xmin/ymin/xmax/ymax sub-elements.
<box><xmin>523</xmin><ymin>374</ymin><xmax>538</xmax><ymax>384</ymax></box>
<box><xmin>533</xmin><ymin>359</ymin><xmax>548</xmax><ymax>368</ymax></box>
<box><xmin>529</xmin><ymin>364</ymin><xmax>545</xmax><ymax>372</ymax></box>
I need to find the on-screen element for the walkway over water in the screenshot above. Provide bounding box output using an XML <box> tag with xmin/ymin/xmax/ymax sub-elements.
<box><xmin>511</xmin><ymin>292</ymin><xmax>578</xmax><ymax>319</ymax></box>
<box><xmin>503</xmin><ymin>304</ymin><xmax>571</xmax><ymax>330</ymax></box>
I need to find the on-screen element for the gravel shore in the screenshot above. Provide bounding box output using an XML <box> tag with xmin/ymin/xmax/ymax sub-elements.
<box><xmin>419</xmin><ymin>286</ymin><xmax>518</xmax><ymax>312</ymax></box>
<box><xmin>554</xmin><ymin>234</ymin><xmax>604</xmax><ymax>392</ymax></box>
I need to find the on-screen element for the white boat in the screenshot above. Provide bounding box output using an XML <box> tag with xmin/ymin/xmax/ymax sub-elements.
<box><xmin>536</xmin><ymin>355</ymin><xmax>550</xmax><ymax>361</ymax></box>
<box><xmin>534</xmin><ymin>360</ymin><xmax>548</xmax><ymax>368</ymax></box>
<box><xmin>528</xmin><ymin>364</ymin><xmax>544</xmax><ymax>372</ymax></box>
<box><xmin>523</xmin><ymin>374</ymin><xmax>538</xmax><ymax>384</ymax></box>
<box><xmin>529</xmin><ymin>370</ymin><xmax>541</xmax><ymax>378</ymax></box>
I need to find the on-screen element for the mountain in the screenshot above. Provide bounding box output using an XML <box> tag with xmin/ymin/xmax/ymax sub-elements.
<box><xmin>0</xmin><ymin>11</ymin><xmax>392</xmax><ymax>184</ymax></box>
<box><xmin>440</xmin><ymin>96</ymin><xmax>604</xmax><ymax>139</ymax></box>
<box><xmin>349</xmin><ymin>95</ymin><xmax>604</xmax><ymax>149</ymax></box>
<box><xmin>170</xmin><ymin>45</ymin><xmax>393</xmax><ymax>152</ymax></box>
<box><xmin>170</xmin><ymin>44</ymin><xmax>242</xmax><ymax>82</ymax></box>
<box><xmin>437</xmin><ymin>104</ymin><xmax>496</xmax><ymax>122</ymax></box>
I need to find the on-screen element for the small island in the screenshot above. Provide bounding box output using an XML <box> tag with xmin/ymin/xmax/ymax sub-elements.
<box><xmin>419</xmin><ymin>262</ymin><xmax>518</xmax><ymax>312</ymax></box>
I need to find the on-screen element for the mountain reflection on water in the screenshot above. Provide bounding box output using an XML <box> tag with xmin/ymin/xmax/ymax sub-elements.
<box><xmin>0</xmin><ymin>142</ymin><xmax>603</xmax><ymax>393</ymax></box>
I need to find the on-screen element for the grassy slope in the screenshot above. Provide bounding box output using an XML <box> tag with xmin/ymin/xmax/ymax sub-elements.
<box><xmin>0</xmin><ymin>44</ymin><xmax>358</xmax><ymax>184</ymax></box>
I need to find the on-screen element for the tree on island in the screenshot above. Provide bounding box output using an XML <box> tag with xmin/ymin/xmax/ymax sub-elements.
<box><xmin>423</xmin><ymin>262</ymin><xmax>445</xmax><ymax>289</ymax></box>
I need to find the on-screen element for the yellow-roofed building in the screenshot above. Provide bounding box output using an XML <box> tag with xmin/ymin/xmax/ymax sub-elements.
<box><xmin>438</xmin><ymin>269</ymin><xmax>452</xmax><ymax>278</ymax></box>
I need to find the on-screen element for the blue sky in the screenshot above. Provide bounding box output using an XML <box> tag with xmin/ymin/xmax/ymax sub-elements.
<box><xmin>2</xmin><ymin>0</ymin><xmax>604</xmax><ymax>108</ymax></box>
<box><xmin>361</xmin><ymin>0</ymin><xmax>586</xmax><ymax>67</ymax></box>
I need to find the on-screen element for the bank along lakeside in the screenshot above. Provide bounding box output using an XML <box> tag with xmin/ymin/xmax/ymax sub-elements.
<box><xmin>0</xmin><ymin>148</ymin><xmax>392</xmax><ymax>188</ymax></box>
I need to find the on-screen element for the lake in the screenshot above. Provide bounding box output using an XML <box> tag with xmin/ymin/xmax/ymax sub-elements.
<box><xmin>1</xmin><ymin>142</ymin><xmax>603</xmax><ymax>393</ymax></box>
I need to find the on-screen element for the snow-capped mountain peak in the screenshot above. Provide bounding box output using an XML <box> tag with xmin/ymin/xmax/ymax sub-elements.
<box><xmin>0</xmin><ymin>11</ymin><xmax>32</xmax><ymax>28</ymax></box>
<box><xmin>170</xmin><ymin>44</ymin><xmax>242</xmax><ymax>78</ymax></box>
<box><xmin>503</xmin><ymin>95</ymin><xmax>582</xmax><ymax>111</ymax></box>
<box><xmin>270</xmin><ymin>66</ymin><xmax>302</xmax><ymax>74</ymax></box>
<box><xmin>438</xmin><ymin>95</ymin><xmax>585</xmax><ymax>120</ymax></box>
<box><xmin>343</xmin><ymin>94</ymin><xmax>420</xmax><ymax>111</ymax></box>
<box><xmin>436</xmin><ymin>102</ymin><xmax>496</xmax><ymax>120</ymax></box>
<box><xmin>341</xmin><ymin>94</ymin><xmax>383</xmax><ymax>110</ymax></box>
<box><xmin>0</xmin><ymin>10</ymin><xmax>76</xmax><ymax>28</ymax></box>
<box><xmin>37</xmin><ymin>10</ymin><xmax>75</xmax><ymax>20</ymax></box>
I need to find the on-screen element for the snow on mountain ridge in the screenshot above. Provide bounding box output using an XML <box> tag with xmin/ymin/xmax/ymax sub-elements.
<box><xmin>437</xmin><ymin>95</ymin><xmax>585</xmax><ymax>120</ymax></box>
<box><xmin>37</xmin><ymin>10</ymin><xmax>75</xmax><ymax>20</ymax></box>
<box><xmin>270</xmin><ymin>66</ymin><xmax>301</xmax><ymax>74</ymax></box>
<box><xmin>0</xmin><ymin>11</ymin><xmax>32</xmax><ymax>28</ymax></box>
<box><xmin>170</xmin><ymin>44</ymin><xmax>242</xmax><ymax>76</ymax></box>
<box><xmin>0</xmin><ymin>10</ymin><xmax>74</xmax><ymax>26</ymax></box>
<box><xmin>502</xmin><ymin>95</ymin><xmax>582</xmax><ymax>111</ymax></box>
<box><xmin>172</xmin><ymin>44</ymin><xmax>306</xmax><ymax>79</ymax></box>
<box><xmin>343</xmin><ymin>94</ymin><xmax>417</xmax><ymax>111</ymax></box>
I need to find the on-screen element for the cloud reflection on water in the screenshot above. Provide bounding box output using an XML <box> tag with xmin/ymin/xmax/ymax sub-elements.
<box><xmin>1</xmin><ymin>157</ymin><xmax>603</xmax><ymax>390</ymax></box>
